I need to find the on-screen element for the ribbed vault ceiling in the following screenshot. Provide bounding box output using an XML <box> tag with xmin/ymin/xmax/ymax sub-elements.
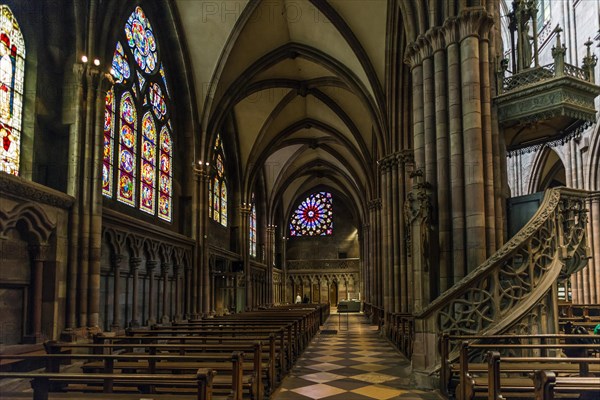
<box><xmin>175</xmin><ymin>0</ymin><xmax>389</xmax><ymax>225</ymax></box>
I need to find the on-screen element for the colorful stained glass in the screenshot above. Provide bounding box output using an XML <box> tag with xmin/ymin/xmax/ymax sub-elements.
<box><xmin>208</xmin><ymin>180</ymin><xmax>213</xmax><ymax>219</ymax></box>
<box><xmin>102</xmin><ymin>89</ymin><xmax>115</xmax><ymax>197</ymax></box>
<box><xmin>103</xmin><ymin>6</ymin><xmax>174</xmax><ymax>222</ymax></box>
<box><xmin>136</xmin><ymin>70</ymin><xmax>145</xmax><ymax>91</ymax></box>
<box><xmin>117</xmin><ymin>92</ymin><xmax>137</xmax><ymax>206</ymax></box>
<box><xmin>160</xmin><ymin>64</ymin><xmax>170</xmax><ymax>97</ymax></box>
<box><xmin>0</xmin><ymin>6</ymin><xmax>25</xmax><ymax>176</ymax></box>
<box><xmin>124</xmin><ymin>6</ymin><xmax>158</xmax><ymax>74</ymax></box>
<box><xmin>289</xmin><ymin>192</ymin><xmax>333</xmax><ymax>237</ymax></box>
<box><xmin>120</xmin><ymin>92</ymin><xmax>136</xmax><ymax>124</ymax></box>
<box><xmin>158</xmin><ymin>126</ymin><xmax>172</xmax><ymax>221</ymax></box>
<box><xmin>212</xmin><ymin>177</ymin><xmax>220</xmax><ymax>222</ymax></box>
<box><xmin>139</xmin><ymin>112</ymin><xmax>156</xmax><ymax>214</ymax></box>
<box><xmin>210</xmin><ymin>134</ymin><xmax>227</xmax><ymax>226</ymax></box>
<box><xmin>149</xmin><ymin>83</ymin><xmax>167</xmax><ymax>120</ymax></box>
<box><xmin>111</xmin><ymin>42</ymin><xmax>130</xmax><ymax>83</ymax></box>
<box><xmin>249</xmin><ymin>195</ymin><xmax>257</xmax><ymax>257</ymax></box>
<box><xmin>220</xmin><ymin>182</ymin><xmax>227</xmax><ymax>226</ymax></box>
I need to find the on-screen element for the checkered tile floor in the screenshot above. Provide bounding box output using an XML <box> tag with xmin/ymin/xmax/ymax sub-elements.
<box><xmin>272</xmin><ymin>312</ymin><xmax>443</xmax><ymax>400</ymax></box>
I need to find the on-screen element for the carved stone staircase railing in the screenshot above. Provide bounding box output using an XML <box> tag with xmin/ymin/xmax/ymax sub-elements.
<box><xmin>411</xmin><ymin>187</ymin><xmax>591</xmax><ymax>377</ymax></box>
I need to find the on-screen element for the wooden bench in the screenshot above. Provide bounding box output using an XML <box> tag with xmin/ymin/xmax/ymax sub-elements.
<box><xmin>0</xmin><ymin>368</ymin><xmax>214</xmax><ymax>400</ymax></box>
<box><xmin>37</xmin><ymin>345</ymin><xmax>260</xmax><ymax>400</ymax></box>
<box><xmin>456</xmin><ymin>342</ymin><xmax>600</xmax><ymax>400</ymax></box>
<box><xmin>534</xmin><ymin>370</ymin><xmax>600</xmax><ymax>400</ymax></box>
<box><xmin>440</xmin><ymin>333</ymin><xmax>600</xmax><ymax>396</ymax></box>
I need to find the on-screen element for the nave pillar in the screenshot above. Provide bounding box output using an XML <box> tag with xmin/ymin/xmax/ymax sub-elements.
<box><xmin>64</xmin><ymin>60</ymin><xmax>112</xmax><ymax>337</ymax></box>
<box><xmin>367</xmin><ymin>199</ymin><xmax>382</xmax><ymax>308</ymax></box>
<box><xmin>193</xmin><ymin>163</ymin><xmax>209</xmax><ymax>317</ymax></box>
<box><xmin>266</xmin><ymin>224</ymin><xmax>276</xmax><ymax>305</ymax></box>
<box><xmin>403</xmin><ymin>8</ymin><xmax>503</xmax><ymax>308</ymax></box>
<box><xmin>240</xmin><ymin>203</ymin><xmax>252</xmax><ymax>309</ymax></box>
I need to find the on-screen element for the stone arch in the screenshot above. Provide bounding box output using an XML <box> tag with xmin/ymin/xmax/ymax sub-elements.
<box><xmin>528</xmin><ymin>147</ymin><xmax>567</xmax><ymax>193</ymax></box>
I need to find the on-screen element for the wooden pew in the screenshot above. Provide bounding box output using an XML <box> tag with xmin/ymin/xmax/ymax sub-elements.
<box><xmin>0</xmin><ymin>367</ymin><xmax>214</xmax><ymax>400</ymax></box>
<box><xmin>37</xmin><ymin>345</ymin><xmax>259</xmax><ymax>400</ymax></box>
<box><xmin>457</xmin><ymin>342</ymin><xmax>600</xmax><ymax>400</ymax></box>
<box><xmin>439</xmin><ymin>333</ymin><xmax>600</xmax><ymax>396</ymax></box>
<box><xmin>534</xmin><ymin>370</ymin><xmax>600</xmax><ymax>400</ymax></box>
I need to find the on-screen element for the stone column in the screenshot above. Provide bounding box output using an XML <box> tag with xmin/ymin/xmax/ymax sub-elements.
<box><xmin>479</xmin><ymin>15</ymin><xmax>496</xmax><ymax>257</ymax></box>
<box><xmin>89</xmin><ymin>72</ymin><xmax>111</xmax><ymax>330</ymax></box>
<box><xmin>444</xmin><ymin>18</ymin><xmax>467</xmax><ymax>282</ymax></box>
<box><xmin>380</xmin><ymin>159</ymin><xmax>391</xmax><ymax>316</ymax></box>
<box><xmin>66</xmin><ymin>63</ymin><xmax>84</xmax><ymax>331</ymax></box>
<box><xmin>399</xmin><ymin>151</ymin><xmax>410</xmax><ymax>312</ymax></box>
<box><xmin>459</xmin><ymin>10</ymin><xmax>489</xmax><ymax>272</ymax></box>
<box><xmin>184</xmin><ymin>264</ymin><xmax>192</xmax><ymax>319</ymax></box>
<box><xmin>240</xmin><ymin>203</ymin><xmax>252</xmax><ymax>309</ymax></box>
<box><xmin>28</xmin><ymin>244</ymin><xmax>49</xmax><ymax>342</ymax></box>
<box><xmin>391</xmin><ymin>156</ymin><xmax>400</xmax><ymax>313</ymax></box>
<box><xmin>111</xmin><ymin>254</ymin><xmax>123</xmax><ymax>331</ymax></box>
<box><xmin>129</xmin><ymin>257</ymin><xmax>141</xmax><ymax>327</ymax></box>
<box><xmin>146</xmin><ymin>260</ymin><xmax>157</xmax><ymax>326</ymax></box>
<box><xmin>161</xmin><ymin>263</ymin><xmax>171</xmax><ymax>323</ymax></box>
<box><xmin>430</xmin><ymin>28</ymin><xmax>452</xmax><ymax>292</ymax></box>
<box><xmin>266</xmin><ymin>225</ymin><xmax>276</xmax><ymax>304</ymax></box>
<box><xmin>174</xmin><ymin>264</ymin><xmax>182</xmax><ymax>322</ymax></box>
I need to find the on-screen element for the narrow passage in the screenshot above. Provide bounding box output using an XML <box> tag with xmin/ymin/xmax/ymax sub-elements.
<box><xmin>273</xmin><ymin>311</ymin><xmax>444</xmax><ymax>400</ymax></box>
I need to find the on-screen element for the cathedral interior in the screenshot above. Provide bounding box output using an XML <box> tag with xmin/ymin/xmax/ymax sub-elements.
<box><xmin>0</xmin><ymin>0</ymin><xmax>599</xmax><ymax>399</ymax></box>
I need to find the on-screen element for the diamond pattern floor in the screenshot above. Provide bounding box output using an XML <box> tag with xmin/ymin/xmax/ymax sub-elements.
<box><xmin>272</xmin><ymin>312</ymin><xmax>443</xmax><ymax>400</ymax></box>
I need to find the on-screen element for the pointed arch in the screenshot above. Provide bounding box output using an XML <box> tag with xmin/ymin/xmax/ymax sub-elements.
<box><xmin>210</xmin><ymin>134</ymin><xmax>228</xmax><ymax>227</ymax></box>
<box><xmin>102</xmin><ymin>6</ymin><xmax>174</xmax><ymax>222</ymax></box>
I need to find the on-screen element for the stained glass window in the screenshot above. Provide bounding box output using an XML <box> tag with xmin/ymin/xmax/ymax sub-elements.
<box><xmin>0</xmin><ymin>6</ymin><xmax>25</xmax><ymax>176</ymax></box>
<box><xmin>102</xmin><ymin>89</ymin><xmax>114</xmax><ymax>196</ymax></box>
<box><xmin>289</xmin><ymin>192</ymin><xmax>333</xmax><ymax>237</ymax></box>
<box><xmin>102</xmin><ymin>6</ymin><xmax>173</xmax><ymax>222</ymax></box>
<box><xmin>210</xmin><ymin>134</ymin><xmax>227</xmax><ymax>227</ymax></box>
<box><xmin>249</xmin><ymin>194</ymin><xmax>257</xmax><ymax>257</ymax></box>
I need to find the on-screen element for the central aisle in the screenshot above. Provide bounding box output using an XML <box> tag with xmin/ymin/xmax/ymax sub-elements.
<box><xmin>272</xmin><ymin>312</ymin><xmax>443</xmax><ymax>400</ymax></box>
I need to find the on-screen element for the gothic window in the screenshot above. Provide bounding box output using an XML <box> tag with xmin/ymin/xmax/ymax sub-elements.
<box><xmin>210</xmin><ymin>134</ymin><xmax>227</xmax><ymax>227</ymax></box>
<box><xmin>537</xmin><ymin>0</ymin><xmax>550</xmax><ymax>30</ymax></box>
<box><xmin>102</xmin><ymin>6</ymin><xmax>173</xmax><ymax>222</ymax></box>
<box><xmin>0</xmin><ymin>6</ymin><xmax>24</xmax><ymax>176</ymax></box>
<box><xmin>249</xmin><ymin>194</ymin><xmax>257</xmax><ymax>257</ymax></box>
<box><xmin>289</xmin><ymin>192</ymin><xmax>333</xmax><ymax>237</ymax></box>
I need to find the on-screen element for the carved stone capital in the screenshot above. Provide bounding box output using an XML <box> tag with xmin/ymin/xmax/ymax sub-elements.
<box><xmin>404</xmin><ymin>42</ymin><xmax>423</xmax><ymax>69</ymax></box>
<box><xmin>442</xmin><ymin>17</ymin><xmax>460</xmax><ymax>46</ymax></box>
<box><xmin>111</xmin><ymin>254</ymin><xmax>124</xmax><ymax>269</ymax></box>
<box><xmin>457</xmin><ymin>8</ymin><xmax>494</xmax><ymax>43</ymax></box>
<box><xmin>427</xmin><ymin>27</ymin><xmax>446</xmax><ymax>53</ymax></box>
<box><xmin>29</xmin><ymin>243</ymin><xmax>50</xmax><ymax>262</ymax></box>
<box><xmin>130</xmin><ymin>257</ymin><xmax>142</xmax><ymax>271</ymax></box>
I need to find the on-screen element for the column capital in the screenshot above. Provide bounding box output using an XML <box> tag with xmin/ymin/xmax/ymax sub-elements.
<box><xmin>404</xmin><ymin>42</ymin><xmax>423</xmax><ymax>70</ymax></box>
<box><xmin>161</xmin><ymin>262</ymin><xmax>172</xmax><ymax>274</ymax></box>
<box><xmin>147</xmin><ymin>259</ymin><xmax>158</xmax><ymax>270</ymax></box>
<box><xmin>29</xmin><ymin>243</ymin><xmax>50</xmax><ymax>262</ymax></box>
<box><xmin>442</xmin><ymin>17</ymin><xmax>460</xmax><ymax>46</ymax></box>
<box><xmin>129</xmin><ymin>257</ymin><xmax>142</xmax><ymax>271</ymax></box>
<box><xmin>426</xmin><ymin>27</ymin><xmax>446</xmax><ymax>54</ymax></box>
<box><xmin>192</xmin><ymin>163</ymin><xmax>211</xmax><ymax>181</ymax></box>
<box><xmin>457</xmin><ymin>8</ymin><xmax>494</xmax><ymax>43</ymax></box>
<box><xmin>111</xmin><ymin>253</ymin><xmax>123</xmax><ymax>268</ymax></box>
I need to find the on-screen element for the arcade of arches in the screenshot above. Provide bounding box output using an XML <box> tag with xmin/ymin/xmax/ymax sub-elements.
<box><xmin>0</xmin><ymin>0</ymin><xmax>599</xmax><ymax>387</ymax></box>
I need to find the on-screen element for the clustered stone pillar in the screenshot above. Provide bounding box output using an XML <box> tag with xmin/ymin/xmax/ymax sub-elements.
<box><xmin>266</xmin><ymin>225</ymin><xmax>276</xmax><ymax>305</ymax></box>
<box><xmin>240</xmin><ymin>203</ymin><xmax>252</xmax><ymax>309</ymax></box>
<box><xmin>402</xmin><ymin>8</ymin><xmax>503</xmax><ymax>314</ymax></box>
<box><xmin>63</xmin><ymin>58</ymin><xmax>113</xmax><ymax>339</ymax></box>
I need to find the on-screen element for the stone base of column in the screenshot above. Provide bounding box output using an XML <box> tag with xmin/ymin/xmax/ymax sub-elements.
<box><xmin>128</xmin><ymin>320</ymin><xmax>140</xmax><ymax>328</ymax></box>
<box><xmin>161</xmin><ymin>316</ymin><xmax>170</xmax><ymax>324</ymax></box>
<box><xmin>146</xmin><ymin>318</ymin><xmax>156</xmax><ymax>327</ymax></box>
<box><xmin>22</xmin><ymin>333</ymin><xmax>43</xmax><ymax>344</ymax></box>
